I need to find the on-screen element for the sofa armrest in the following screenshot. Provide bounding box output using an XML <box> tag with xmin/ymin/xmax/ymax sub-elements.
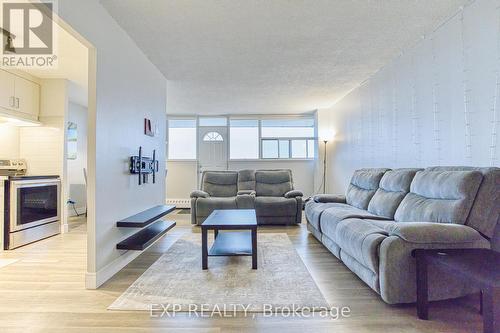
<box><xmin>190</xmin><ymin>190</ymin><xmax>210</xmax><ymax>198</ymax></box>
<box><xmin>386</xmin><ymin>222</ymin><xmax>485</xmax><ymax>244</ymax></box>
<box><xmin>284</xmin><ymin>190</ymin><xmax>303</xmax><ymax>198</ymax></box>
<box><xmin>237</xmin><ymin>190</ymin><xmax>256</xmax><ymax>196</ymax></box>
<box><xmin>313</xmin><ymin>194</ymin><xmax>346</xmax><ymax>203</ymax></box>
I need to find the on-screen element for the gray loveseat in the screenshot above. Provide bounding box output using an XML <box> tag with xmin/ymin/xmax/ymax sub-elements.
<box><xmin>305</xmin><ymin>166</ymin><xmax>499</xmax><ymax>304</ymax></box>
<box><xmin>191</xmin><ymin>169</ymin><xmax>303</xmax><ymax>225</ymax></box>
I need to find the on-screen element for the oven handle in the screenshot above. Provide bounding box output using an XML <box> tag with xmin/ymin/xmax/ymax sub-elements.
<box><xmin>11</xmin><ymin>179</ymin><xmax>60</xmax><ymax>187</ymax></box>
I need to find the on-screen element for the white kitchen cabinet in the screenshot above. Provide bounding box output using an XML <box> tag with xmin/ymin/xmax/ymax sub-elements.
<box><xmin>14</xmin><ymin>76</ymin><xmax>40</xmax><ymax>118</ymax></box>
<box><xmin>0</xmin><ymin>70</ymin><xmax>16</xmax><ymax>111</ymax></box>
<box><xmin>0</xmin><ymin>69</ymin><xmax>40</xmax><ymax>120</ymax></box>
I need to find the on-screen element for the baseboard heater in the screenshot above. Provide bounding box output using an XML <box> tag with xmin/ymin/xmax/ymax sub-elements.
<box><xmin>166</xmin><ymin>198</ymin><xmax>190</xmax><ymax>209</ymax></box>
<box><xmin>116</xmin><ymin>205</ymin><xmax>176</xmax><ymax>251</ymax></box>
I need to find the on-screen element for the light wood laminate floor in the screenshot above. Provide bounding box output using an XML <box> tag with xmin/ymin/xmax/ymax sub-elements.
<box><xmin>0</xmin><ymin>212</ymin><xmax>484</xmax><ymax>332</ymax></box>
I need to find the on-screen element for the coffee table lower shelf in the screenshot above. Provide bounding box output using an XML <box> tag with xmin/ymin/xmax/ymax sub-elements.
<box><xmin>208</xmin><ymin>231</ymin><xmax>253</xmax><ymax>256</ymax></box>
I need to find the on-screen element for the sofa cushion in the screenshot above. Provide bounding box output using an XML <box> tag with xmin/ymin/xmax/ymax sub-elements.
<box><xmin>202</xmin><ymin>171</ymin><xmax>238</xmax><ymax>197</ymax></box>
<box><xmin>426</xmin><ymin>166</ymin><xmax>500</xmax><ymax>238</ymax></box>
<box><xmin>346</xmin><ymin>168</ymin><xmax>389</xmax><ymax>209</ymax></box>
<box><xmin>190</xmin><ymin>190</ymin><xmax>209</xmax><ymax>198</ymax></box>
<box><xmin>195</xmin><ymin>197</ymin><xmax>237</xmax><ymax>217</ymax></box>
<box><xmin>237</xmin><ymin>169</ymin><xmax>255</xmax><ymax>191</ymax></box>
<box><xmin>304</xmin><ymin>201</ymin><xmax>336</xmax><ymax>231</ymax></box>
<box><xmin>319</xmin><ymin>204</ymin><xmax>389</xmax><ymax>241</ymax></box>
<box><xmin>255</xmin><ymin>170</ymin><xmax>293</xmax><ymax>197</ymax></box>
<box><xmin>385</xmin><ymin>222</ymin><xmax>485</xmax><ymax>244</ymax></box>
<box><xmin>368</xmin><ymin>168</ymin><xmax>420</xmax><ymax>218</ymax></box>
<box><xmin>254</xmin><ymin>196</ymin><xmax>297</xmax><ymax>217</ymax></box>
<box><xmin>340</xmin><ymin>250</ymin><xmax>380</xmax><ymax>293</ymax></box>
<box><xmin>236</xmin><ymin>193</ymin><xmax>255</xmax><ymax>209</ymax></box>
<box><xmin>313</xmin><ymin>194</ymin><xmax>346</xmax><ymax>203</ymax></box>
<box><xmin>284</xmin><ymin>190</ymin><xmax>303</xmax><ymax>198</ymax></box>
<box><xmin>336</xmin><ymin>218</ymin><xmax>389</xmax><ymax>274</ymax></box>
<box><xmin>394</xmin><ymin>170</ymin><xmax>483</xmax><ymax>224</ymax></box>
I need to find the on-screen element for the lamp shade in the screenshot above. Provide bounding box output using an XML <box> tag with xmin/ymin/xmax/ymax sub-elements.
<box><xmin>319</xmin><ymin>129</ymin><xmax>335</xmax><ymax>142</ymax></box>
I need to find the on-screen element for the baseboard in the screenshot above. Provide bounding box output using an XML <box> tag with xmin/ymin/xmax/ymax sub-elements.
<box><xmin>85</xmin><ymin>249</ymin><xmax>142</xmax><ymax>289</ymax></box>
<box><xmin>166</xmin><ymin>198</ymin><xmax>190</xmax><ymax>209</ymax></box>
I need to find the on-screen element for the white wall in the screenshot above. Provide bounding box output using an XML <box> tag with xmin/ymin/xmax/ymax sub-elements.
<box><xmin>57</xmin><ymin>0</ymin><xmax>167</xmax><ymax>288</ymax></box>
<box><xmin>166</xmin><ymin>160</ymin><xmax>197</xmax><ymax>200</ymax></box>
<box><xmin>0</xmin><ymin>124</ymin><xmax>19</xmax><ymax>158</ymax></box>
<box><xmin>67</xmin><ymin>102</ymin><xmax>88</xmax><ymax>215</ymax></box>
<box><xmin>318</xmin><ymin>0</ymin><xmax>500</xmax><ymax>193</ymax></box>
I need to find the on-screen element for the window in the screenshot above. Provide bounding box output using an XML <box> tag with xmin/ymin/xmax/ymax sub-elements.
<box><xmin>167</xmin><ymin>116</ymin><xmax>316</xmax><ymax>161</ymax></box>
<box><xmin>291</xmin><ymin>140</ymin><xmax>307</xmax><ymax>158</ymax></box>
<box><xmin>279</xmin><ymin>140</ymin><xmax>290</xmax><ymax>158</ymax></box>
<box><xmin>307</xmin><ymin>139</ymin><xmax>315</xmax><ymax>159</ymax></box>
<box><xmin>261</xmin><ymin>118</ymin><xmax>315</xmax><ymax>138</ymax></box>
<box><xmin>260</xmin><ymin>118</ymin><xmax>316</xmax><ymax>159</ymax></box>
<box><xmin>167</xmin><ymin>119</ymin><xmax>196</xmax><ymax>159</ymax></box>
<box><xmin>199</xmin><ymin>117</ymin><xmax>227</xmax><ymax>127</ymax></box>
<box><xmin>203</xmin><ymin>131</ymin><xmax>223</xmax><ymax>142</ymax></box>
<box><xmin>230</xmin><ymin>119</ymin><xmax>259</xmax><ymax>159</ymax></box>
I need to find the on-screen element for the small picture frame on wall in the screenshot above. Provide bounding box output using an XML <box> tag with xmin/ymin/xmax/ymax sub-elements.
<box><xmin>144</xmin><ymin>118</ymin><xmax>155</xmax><ymax>137</ymax></box>
<box><xmin>67</xmin><ymin>122</ymin><xmax>78</xmax><ymax>160</ymax></box>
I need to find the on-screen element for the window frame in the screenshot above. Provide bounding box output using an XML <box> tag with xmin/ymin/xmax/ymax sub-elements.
<box><xmin>228</xmin><ymin>119</ymin><xmax>260</xmax><ymax>160</ymax></box>
<box><xmin>167</xmin><ymin>117</ymin><xmax>198</xmax><ymax>161</ymax></box>
<box><xmin>260</xmin><ymin>137</ymin><xmax>316</xmax><ymax>160</ymax></box>
<box><xmin>202</xmin><ymin>131</ymin><xmax>224</xmax><ymax>142</ymax></box>
<box><xmin>167</xmin><ymin>114</ymin><xmax>318</xmax><ymax>161</ymax></box>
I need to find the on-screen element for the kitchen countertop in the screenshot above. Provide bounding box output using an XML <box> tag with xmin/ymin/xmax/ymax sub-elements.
<box><xmin>6</xmin><ymin>175</ymin><xmax>60</xmax><ymax>180</ymax></box>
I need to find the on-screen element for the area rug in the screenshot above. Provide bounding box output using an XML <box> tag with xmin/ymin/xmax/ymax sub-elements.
<box><xmin>109</xmin><ymin>233</ymin><xmax>329</xmax><ymax>312</ymax></box>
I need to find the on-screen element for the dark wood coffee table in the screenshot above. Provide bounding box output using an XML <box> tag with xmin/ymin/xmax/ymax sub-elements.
<box><xmin>414</xmin><ymin>248</ymin><xmax>500</xmax><ymax>333</ymax></box>
<box><xmin>201</xmin><ymin>209</ymin><xmax>257</xmax><ymax>270</ymax></box>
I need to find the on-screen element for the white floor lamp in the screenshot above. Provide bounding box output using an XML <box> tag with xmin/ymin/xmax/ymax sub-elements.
<box><xmin>320</xmin><ymin>131</ymin><xmax>334</xmax><ymax>194</ymax></box>
<box><xmin>322</xmin><ymin>139</ymin><xmax>328</xmax><ymax>194</ymax></box>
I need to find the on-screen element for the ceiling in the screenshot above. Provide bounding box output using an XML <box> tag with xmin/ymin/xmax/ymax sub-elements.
<box><xmin>100</xmin><ymin>0</ymin><xmax>468</xmax><ymax>115</ymax></box>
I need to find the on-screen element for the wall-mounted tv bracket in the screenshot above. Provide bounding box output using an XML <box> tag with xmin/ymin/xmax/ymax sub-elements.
<box><xmin>130</xmin><ymin>146</ymin><xmax>159</xmax><ymax>185</ymax></box>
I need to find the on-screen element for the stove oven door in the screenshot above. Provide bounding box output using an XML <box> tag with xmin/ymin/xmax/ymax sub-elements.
<box><xmin>9</xmin><ymin>178</ymin><xmax>60</xmax><ymax>232</ymax></box>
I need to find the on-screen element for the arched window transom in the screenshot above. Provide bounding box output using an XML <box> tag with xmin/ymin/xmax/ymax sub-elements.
<box><xmin>203</xmin><ymin>131</ymin><xmax>224</xmax><ymax>142</ymax></box>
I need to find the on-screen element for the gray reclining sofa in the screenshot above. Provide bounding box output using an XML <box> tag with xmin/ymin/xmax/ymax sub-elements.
<box><xmin>191</xmin><ymin>169</ymin><xmax>303</xmax><ymax>225</ymax></box>
<box><xmin>305</xmin><ymin>166</ymin><xmax>499</xmax><ymax>304</ymax></box>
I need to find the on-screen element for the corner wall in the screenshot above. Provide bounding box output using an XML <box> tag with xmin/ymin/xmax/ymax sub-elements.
<box><xmin>57</xmin><ymin>0</ymin><xmax>167</xmax><ymax>288</ymax></box>
<box><xmin>67</xmin><ymin>102</ymin><xmax>88</xmax><ymax>215</ymax></box>
<box><xmin>319</xmin><ymin>0</ymin><xmax>500</xmax><ymax>193</ymax></box>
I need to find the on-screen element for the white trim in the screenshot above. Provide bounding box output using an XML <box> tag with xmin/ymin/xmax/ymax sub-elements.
<box><xmin>85</xmin><ymin>248</ymin><xmax>142</xmax><ymax>289</ymax></box>
<box><xmin>168</xmin><ymin>112</ymin><xmax>316</xmax><ymax>119</ymax></box>
<box><xmin>229</xmin><ymin>158</ymin><xmax>315</xmax><ymax>162</ymax></box>
<box><xmin>167</xmin><ymin>159</ymin><xmax>197</xmax><ymax>162</ymax></box>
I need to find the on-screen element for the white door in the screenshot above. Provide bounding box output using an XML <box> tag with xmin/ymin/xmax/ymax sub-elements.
<box><xmin>198</xmin><ymin>126</ymin><xmax>228</xmax><ymax>183</ymax></box>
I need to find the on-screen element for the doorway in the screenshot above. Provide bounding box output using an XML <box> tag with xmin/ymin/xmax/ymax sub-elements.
<box><xmin>197</xmin><ymin>117</ymin><xmax>228</xmax><ymax>183</ymax></box>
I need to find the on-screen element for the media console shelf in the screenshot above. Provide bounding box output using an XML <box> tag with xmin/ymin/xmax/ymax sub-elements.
<box><xmin>116</xmin><ymin>205</ymin><xmax>176</xmax><ymax>228</ymax></box>
<box><xmin>117</xmin><ymin>220</ymin><xmax>176</xmax><ymax>250</ymax></box>
<box><xmin>116</xmin><ymin>204</ymin><xmax>176</xmax><ymax>251</ymax></box>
